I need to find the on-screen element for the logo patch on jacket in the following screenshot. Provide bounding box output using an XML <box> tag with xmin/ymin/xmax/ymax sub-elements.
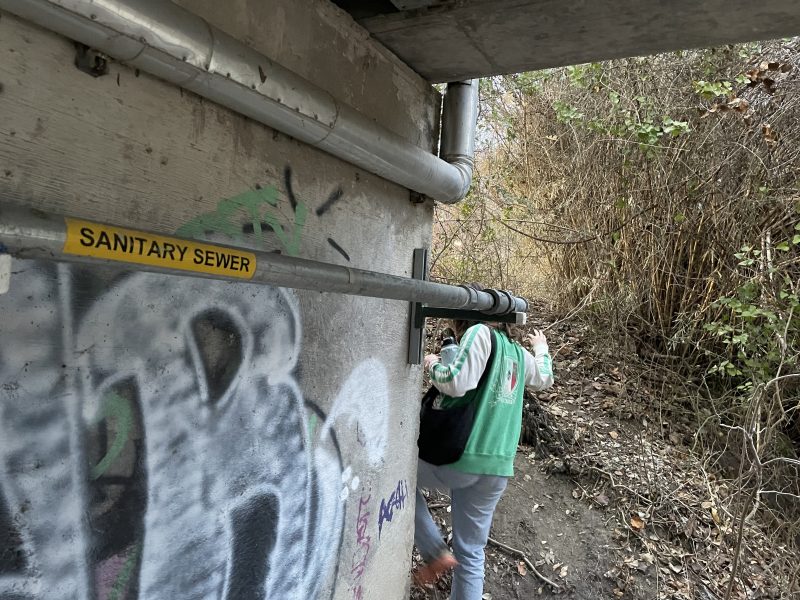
<box><xmin>495</xmin><ymin>356</ymin><xmax>520</xmax><ymax>405</ymax></box>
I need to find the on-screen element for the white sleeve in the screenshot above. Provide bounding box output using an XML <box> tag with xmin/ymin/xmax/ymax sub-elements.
<box><xmin>428</xmin><ymin>324</ymin><xmax>492</xmax><ymax>397</ymax></box>
<box><xmin>523</xmin><ymin>343</ymin><xmax>554</xmax><ymax>391</ymax></box>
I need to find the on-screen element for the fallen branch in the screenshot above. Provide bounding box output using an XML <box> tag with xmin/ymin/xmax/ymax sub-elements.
<box><xmin>588</xmin><ymin>466</ymin><xmax>653</xmax><ymax>506</ymax></box>
<box><xmin>487</xmin><ymin>536</ymin><xmax>562</xmax><ymax>592</ymax></box>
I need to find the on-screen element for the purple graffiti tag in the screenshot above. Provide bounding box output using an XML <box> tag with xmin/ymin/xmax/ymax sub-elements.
<box><xmin>350</xmin><ymin>494</ymin><xmax>371</xmax><ymax>598</ymax></box>
<box><xmin>377</xmin><ymin>480</ymin><xmax>408</xmax><ymax>538</ymax></box>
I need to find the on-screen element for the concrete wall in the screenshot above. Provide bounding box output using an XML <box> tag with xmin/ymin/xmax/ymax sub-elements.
<box><xmin>0</xmin><ymin>2</ymin><xmax>436</xmax><ymax>598</ymax></box>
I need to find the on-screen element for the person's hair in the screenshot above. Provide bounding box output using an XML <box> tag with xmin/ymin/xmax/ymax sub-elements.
<box><xmin>450</xmin><ymin>318</ymin><xmax>523</xmax><ymax>344</ymax></box>
<box><xmin>450</xmin><ymin>283</ymin><xmax>525</xmax><ymax>345</ymax></box>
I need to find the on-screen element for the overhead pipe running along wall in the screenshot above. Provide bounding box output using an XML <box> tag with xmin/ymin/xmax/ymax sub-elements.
<box><xmin>0</xmin><ymin>0</ymin><xmax>478</xmax><ymax>204</ymax></box>
<box><xmin>0</xmin><ymin>203</ymin><xmax>528</xmax><ymax>314</ymax></box>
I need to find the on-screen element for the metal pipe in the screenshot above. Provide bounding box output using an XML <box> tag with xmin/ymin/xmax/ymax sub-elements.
<box><xmin>0</xmin><ymin>0</ymin><xmax>478</xmax><ymax>203</ymax></box>
<box><xmin>0</xmin><ymin>204</ymin><xmax>528</xmax><ymax>313</ymax></box>
<box><xmin>439</xmin><ymin>80</ymin><xmax>479</xmax><ymax>201</ymax></box>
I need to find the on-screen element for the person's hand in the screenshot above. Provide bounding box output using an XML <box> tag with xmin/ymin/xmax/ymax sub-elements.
<box><xmin>527</xmin><ymin>329</ymin><xmax>547</xmax><ymax>349</ymax></box>
<box><xmin>424</xmin><ymin>354</ymin><xmax>441</xmax><ymax>371</ymax></box>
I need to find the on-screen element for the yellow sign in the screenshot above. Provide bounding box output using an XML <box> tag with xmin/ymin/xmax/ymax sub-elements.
<box><xmin>63</xmin><ymin>218</ymin><xmax>256</xmax><ymax>279</ymax></box>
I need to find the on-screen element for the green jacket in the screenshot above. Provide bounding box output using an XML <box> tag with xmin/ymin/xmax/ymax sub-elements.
<box><xmin>429</xmin><ymin>324</ymin><xmax>553</xmax><ymax>476</ymax></box>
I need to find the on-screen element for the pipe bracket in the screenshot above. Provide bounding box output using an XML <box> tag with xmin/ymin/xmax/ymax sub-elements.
<box><xmin>0</xmin><ymin>253</ymin><xmax>10</xmax><ymax>295</ymax></box>
<box><xmin>409</xmin><ymin>250</ymin><xmax>527</xmax><ymax>364</ymax></box>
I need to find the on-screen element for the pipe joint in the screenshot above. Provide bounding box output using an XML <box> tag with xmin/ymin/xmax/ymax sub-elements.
<box><xmin>483</xmin><ymin>288</ymin><xmax>516</xmax><ymax>315</ymax></box>
<box><xmin>448</xmin><ymin>159</ymin><xmax>474</xmax><ymax>201</ymax></box>
<box><xmin>437</xmin><ymin>79</ymin><xmax>479</xmax><ymax>204</ymax></box>
<box><xmin>456</xmin><ymin>284</ymin><xmax>480</xmax><ymax>309</ymax></box>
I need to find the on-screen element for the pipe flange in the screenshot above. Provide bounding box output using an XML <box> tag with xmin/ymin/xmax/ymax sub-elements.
<box><xmin>481</xmin><ymin>288</ymin><xmax>511</xmax><ymax>315</ymax></box>
<box><xmin>498</xmin><ymin>289</ymin><xmax>516</xmax><ymax>315</ymax></box>
<box><xmin>457</xmin><ymin>284</ymin><xmax>480</xmax><ymax>309</ymax></box>
<box><xmin>484</xmin><ymin>289</ymin><xmax>507</xmax><ymax>315</ymax></box>
<box><xmin>483</xmin><ymin>288</ymin><xmax>500</xmax><ymax>314</ymax></box>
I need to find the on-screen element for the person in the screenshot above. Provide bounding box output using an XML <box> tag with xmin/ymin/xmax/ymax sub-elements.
<box><xmin>413</xmin><ymin>318</ymin><xmax>554</xmax><ymax>599</ymax></box>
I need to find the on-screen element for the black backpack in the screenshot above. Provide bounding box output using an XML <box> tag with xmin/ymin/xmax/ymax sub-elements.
<box><xmin>417</xmin><ymin>329</ymin><xmax>497</xmax><ymax>465</ymax></box>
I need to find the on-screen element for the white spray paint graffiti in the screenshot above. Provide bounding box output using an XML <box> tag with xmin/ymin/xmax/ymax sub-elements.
<box><xmin>321</xmin><ymin>359</ymin><xmax>390</xmax><ymax>470</ymax></box>
<box><xmin>0</xmin><ymin>260</ymin><xmax>390</xmax><ymax>599</ymax></box>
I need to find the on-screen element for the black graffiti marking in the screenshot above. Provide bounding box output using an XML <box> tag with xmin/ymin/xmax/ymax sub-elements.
<box><xmin>303</xmin><ymin>400</ymin><xmax>345</xmax><ymax>586</ymax></box>
<box><xmin>241</xmin><ymin>221</ymin><xmax>283</xmax><ymax>245</ymax></box>
<box><xmin>284</xmin><ymin>166</ymin><xmax>298</xmax><ymax>211</ymax></box>
<box><xmin>241</xmin><ymin>166</ymin><xmax>351</xmax><ymax>262</ymax></box>
<box><xmin>315</xmin><ymin>188</ymin><xmax>344</xmax><ymax>217</ymax></box>
<box><xmin>0</xmin><ymin>493</ymin><xmax>26</xmax><ymax>574</ymax></box>
<box><xmin>190</xmin><ymin>311</ymin><xmax>244</xmax><ymax>406</ymax></box>
<box><xmin>225</xmin><ymin>493</ymin><xmax>278</xmax><ymax>600</ymax></box>
<box><xmin>327</xmin><ymin>238</ymin><xmax>351</xmax><ymax>262</ymax></box>
<box><xmin>242</xmin><ymin>221</ymin><xmax>273</xmax><ymax>235</ymax></box>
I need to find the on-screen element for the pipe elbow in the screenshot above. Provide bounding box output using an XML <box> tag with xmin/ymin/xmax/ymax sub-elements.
<box><xmin>437</xmin><ymin>79</ymin><xmax>479</xmax><ymax>204</ymax></box>
<box><xmin>434</xmin><ymin>159</ymin><xmax>472</xmax><ymax>204</ymax></box>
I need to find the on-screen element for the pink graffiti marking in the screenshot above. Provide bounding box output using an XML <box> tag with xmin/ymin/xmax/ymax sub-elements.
<box><xmin>350</xmin><ymin>494</ymin><xmax>371</xmax><ymax>598</ymax></box>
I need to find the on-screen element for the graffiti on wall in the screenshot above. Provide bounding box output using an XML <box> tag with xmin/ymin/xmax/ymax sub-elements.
<box><xmin>176</xmin><ymin>166</ymin><xmax>350</xmax><ymax>261</ymax></box>
<box><xmin>0</xmin><ymin>258</ymin><xmax>392</xmax><ymax>599</ymax></box>
<box><xmin>349</xmin><ymin>493</ymin><xmax>373</xmax><ymax>600</ymax></box>
<box><xmin>377</xmin><ymin>480</ymin><xmax>409</xmax><ymax>539</ymax></box>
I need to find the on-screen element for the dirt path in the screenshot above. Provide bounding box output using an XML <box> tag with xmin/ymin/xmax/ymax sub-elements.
<box><xmin>484</xmin><ymin>450</ymin><xmax>629</xmax><ymax>599</ymax></box>
<box><xmin>412</xmin><ymin>448</ymin><xmax>647</xmax><ymax>600</ymax></box>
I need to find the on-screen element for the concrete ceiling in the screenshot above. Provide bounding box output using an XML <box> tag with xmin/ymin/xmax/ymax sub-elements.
<box><xmin>331</xmin><ymin>0</ymin><xmax>800</xmax><ymax>82</ymax></box>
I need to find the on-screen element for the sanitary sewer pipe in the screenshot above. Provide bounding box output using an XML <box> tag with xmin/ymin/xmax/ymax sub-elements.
<box><xmin>0</xmin><ymin>0</ymin><xmax>479</xmax><ymax>204</ymax></box>
<box><xmin>0</xmin><ymin>204</ymin><xmax>529</xmax><ymax>314</ymax></box>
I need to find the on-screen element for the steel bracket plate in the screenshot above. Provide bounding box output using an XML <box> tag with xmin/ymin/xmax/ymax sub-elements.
<box><xmin>0</xmin><ymin>253</ymin><xmax>10</xmax><ymax>295</ymax></box>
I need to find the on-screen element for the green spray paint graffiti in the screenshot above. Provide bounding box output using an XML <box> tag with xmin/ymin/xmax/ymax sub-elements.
<box><xmin>107</xmin><ymin>542</ymin><xmax>142</xmax><ymax>600</ymax></box>
<box><xmin>177</xmin><ymin>169</ymin><xmax>307</xmax><ymax>257</ymax></box>
<box><xmin>90</xmin><ymin>391</ymin><xmax>133</xmax><ymax>480</ymax></box>
<box><xmin>177</xmin><ymin>166</ymin><xmax>350</xmax><ymax>260</ymax></box>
